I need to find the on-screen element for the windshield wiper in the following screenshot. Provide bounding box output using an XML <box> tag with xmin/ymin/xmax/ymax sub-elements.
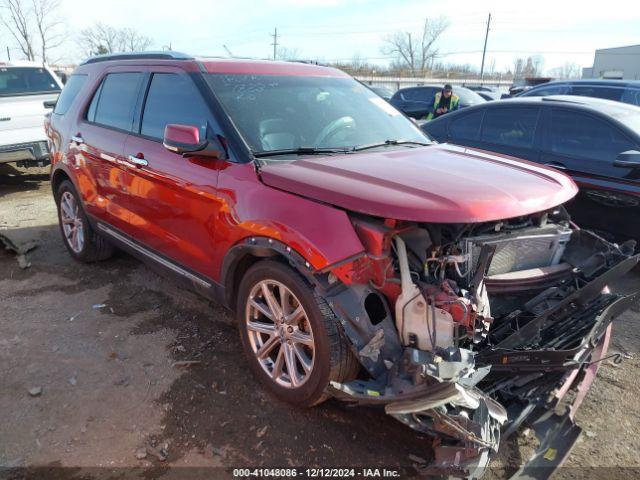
<box><xmin>253</xmin><ymin>147</ymin><xmax>349</xmax><ymax>158</ymax></box>
<box><xmin>351</xmin><ymin>139</ymin><xmax>431</xmax><ymax>152</ymax></box>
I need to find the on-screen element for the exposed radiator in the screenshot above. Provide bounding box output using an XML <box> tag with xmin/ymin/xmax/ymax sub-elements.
<box><xmin>463</xmin><ymin>225</ymin><xmax>572</xmax><ymax>278</ymax></box>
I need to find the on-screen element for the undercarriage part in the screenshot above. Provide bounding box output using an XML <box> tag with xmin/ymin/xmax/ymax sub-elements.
<box><xmin>508</xmin><ymin>407</ymin><xmax>582</xmax><ymax>480</ymax></box>
<box><xmin>323</xmin><ymin>283</ymin><xmax>402</xmax><ymax>378</ymax></box>
<box><xmin>331</xmin><ymin>375</ymin><xmax>507</xmax><ymax>479</ymax></box>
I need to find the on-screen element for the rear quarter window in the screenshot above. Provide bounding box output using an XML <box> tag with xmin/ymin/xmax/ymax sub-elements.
<box><xmin>53</xmin><ymin>74</ymin><xmax>87</xmax><ymax>115</ymax></box>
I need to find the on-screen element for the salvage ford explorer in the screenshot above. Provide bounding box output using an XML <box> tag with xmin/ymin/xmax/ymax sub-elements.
<box><xmin>46</xmin><ymin>52</ymin><xmax>639</xmax><ymax>478</ymax></box>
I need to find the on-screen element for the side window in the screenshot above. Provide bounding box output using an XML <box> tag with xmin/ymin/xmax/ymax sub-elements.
<box><xmin>571</xmin><ymin>86</ymin><xmax>623</xmax><ymax>102</ymax></box>
<box><xmin>549</xmin><ymin>109</ymin><xmax>635</xmax><ymax>163</ymax></box>
<box><xmin>89</xmin><ymin>72</ymin><xmax>143</xmax><ymax>131</ymax></box>
<box><xmin>401</xmin><ymin>89</ymin><xmax>420</xmax><ymax>101</ymax></box>
<box><xmin>140</xmin><ymin>73</ymin><xmax>210</xmax><ymax>140</ymax></box>
<box><xmin>524</xmin><ymin>84</ymin><xmax>568</xmax><ymax>97</ymax></box>
<box><xmin>621</xmin><ymin>88</ymin><xmax>640</xmax><ymax>106</ymax></box>
<box><xmin>480</xmin><ymin>107</ymin><xmax>539</xmax><ymax>148</ymax></box>
<box><xmin>53</xmin><ymin>74</ymin><xmax>87</xmax><ymax>115</ymax></box>
<box><xmin>420</xmin><ymin>88</ymin><xmax>437</xmax><ymax>101</ymax></box>
<box><xmin>450</xmin><ymin>110</ymin><xmax>483</xmax><ymax>141</ymax></box>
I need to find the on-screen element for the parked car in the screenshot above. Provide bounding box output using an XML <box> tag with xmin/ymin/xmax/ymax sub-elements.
<box><xmin>517</xmin><ymin>79</ymin><xmax>640</xmax><ymax>107</ymax></box>
<box><xmin>421</xmin><ymin>95</ymin><xmax>640</xmax><ymax>241</ymax></box>
<box><xmin>389</xmin><ymin>85</ymin><xmax>485</xmax><ymax>118</ymax></box>
<box><xmin>0</xmin><ymin>60</ymin><xmax>63</xmax><ymax>168</ymax></box>
<box><xmin>365</xmin><ymin>84</ymin><xmax>393</xmax><ymax>101</ymax></box>
<box><xmin>466</xmin><ymin>85</ymin><xmax>503</xmax><ymax>101</ymax></box>
<box><xmin>46</xmin><ymin>52</ymin><xmax>639</xmax><ymax>478</ymax></box>
<box><xmin>508</xmin><ymin>77</ymin><xmax>553</xmax><ymax>96</ymax></box>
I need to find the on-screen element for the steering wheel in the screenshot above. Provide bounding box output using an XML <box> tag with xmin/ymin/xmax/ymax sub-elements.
<box><xmin>314</xmin><ymin>116</ymin><xmax>356</xmax><ymax>147</ymax></box>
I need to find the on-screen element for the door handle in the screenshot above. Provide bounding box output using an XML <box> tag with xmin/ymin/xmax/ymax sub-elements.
<box><xmin>127</xmin><ymin>154</ymin><xmax>148</xmax><ymax>168</ymax></box>
<box><xmin>71</xmin><ymin>134</ymin><xmax>84</xmax><ymax>144</ymax></box>
<box><xmin>544</xmin><ymin>162</ymin><xmax>567</xmax><ymax>170</ymax></box>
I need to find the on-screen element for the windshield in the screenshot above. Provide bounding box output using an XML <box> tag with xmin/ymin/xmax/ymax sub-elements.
<box><xmin>205</xmin><ymin>74</ymin><xmax>430</xmax><ymax>155</ymax></box>
<box><xmin>0</xmin><ymin>67</ymin><xmax>60</xmax><ymax>96</ymax></box>
<box><xmin>614</xmin><ymin>110</ymin><xmax>640</xmax><ymax>137</ymax></box>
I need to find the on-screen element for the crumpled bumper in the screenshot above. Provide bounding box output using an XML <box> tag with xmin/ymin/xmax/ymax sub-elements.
<box><xmin>329</xmin><ymin>254</ymin><xmax>639</xmax><ymax>479</ymax></box>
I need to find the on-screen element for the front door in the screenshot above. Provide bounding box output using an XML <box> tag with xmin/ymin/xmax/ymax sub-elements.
<box><xmin>540</xmin><ymin>108</ymin><xmax>640</xmax><ymax>241</ymax></box>
<box><xmin>121</xmin><ymin>69</ymin><xmax>225</xmax><ymax>279</ymax></box>
<box><xmin>475</xmin><ymin>105</ymin><xmax>542</xmax><ymax>163</ymax></box>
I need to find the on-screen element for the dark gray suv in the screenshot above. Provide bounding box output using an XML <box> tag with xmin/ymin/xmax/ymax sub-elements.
<box><xmin>518</xmin><ymin>79</ymin><xmax>640</xmax><ymax>106</ymax></box>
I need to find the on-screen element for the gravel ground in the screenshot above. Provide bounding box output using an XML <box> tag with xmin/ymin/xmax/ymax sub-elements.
<box><xmin>1</xmin><ymin>169</ymin><xmax>639</xmax><ymax>479</ymax></box>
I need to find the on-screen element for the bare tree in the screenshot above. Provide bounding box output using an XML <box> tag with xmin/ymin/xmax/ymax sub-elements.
<box><xmin>78</xmin><ymin>22</ymin><xmax>153</xmax><ymax>56</ymax></box>
<box><xmin>380</xmin><ymin>17</ymin><xmax>448</xmax><ymax>76</ymax></box>
<box><xmin>549</xmin><ymin>62</ymin><xmax>581</xmax><ymax>79</ymax></box>
<box><xmin>1</xmin><ymin>0</ymin><xmax>35</xmax><ymax>60</ymax></box>
<box><xmin>275</xmin><ymin>46</ymin><xmax>301</xmax><ymax>61</ymax></box>
<box><xmin>32</xmin><ymin>0</ymin><xmax>65</xmax><ymax>64</ymax></box>
<box><xmin>120</xmin><ymin>27</ymin><xmax>153</xmax><ymax>52</ymax></box>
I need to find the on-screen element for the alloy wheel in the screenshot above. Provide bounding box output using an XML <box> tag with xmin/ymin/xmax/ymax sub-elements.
<box><xmin>60</xmin><ymin>191</ymin><xmax>84</xmax><ymax>253</ymax></box>
<box><xmin>245</xmin><ymin>279</ymin><xmax>315</xmax><ymax>388</ymax></box>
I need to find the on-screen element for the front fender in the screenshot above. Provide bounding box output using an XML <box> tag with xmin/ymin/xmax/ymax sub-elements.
<box><xmin>212</xmin><ymin>163</ymin><xmax>365</xmax><ymax>281</ymax></box>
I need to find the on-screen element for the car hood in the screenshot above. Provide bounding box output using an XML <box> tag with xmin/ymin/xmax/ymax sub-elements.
<box><xmin>259</xmin><ymin>144</ymin><xmax>578</xmax><ymax>223</ymax></box>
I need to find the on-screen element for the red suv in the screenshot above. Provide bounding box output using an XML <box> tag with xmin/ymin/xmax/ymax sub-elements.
<box><xmin>46</xmin><ymin>52</ymin><xmax>639</xmax><ymax>477</ymax></box>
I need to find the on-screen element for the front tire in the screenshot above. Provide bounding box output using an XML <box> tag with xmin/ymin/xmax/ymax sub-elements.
<box><xmin>237</xmin><ymin>260</ymin><xmax>358</xmax><ymax>407</ymax></box>
<box><xmin>55</xmin><ymin>179</ymin><xmax>114</xmax><ymax>262</ymax></box>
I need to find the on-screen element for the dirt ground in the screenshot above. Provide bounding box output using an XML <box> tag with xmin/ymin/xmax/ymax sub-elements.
<box><xmin>1</xmin><ymin>167</ymin><xmax>640</xmax><ymax>480</ymax></box>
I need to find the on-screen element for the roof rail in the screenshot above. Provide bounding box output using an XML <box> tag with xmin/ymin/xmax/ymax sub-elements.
<box><xmin>80</xmin><ymin>51</ymin><xmax>193</xmax><ymax>65</ymax></box>
<box><xmin>540</xmin><ymin>96</ymin><xmax>584</xmax><ymax>104</ymax></box>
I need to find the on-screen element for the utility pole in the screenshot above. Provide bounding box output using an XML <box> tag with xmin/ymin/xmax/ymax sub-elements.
<box><xmin>271</xmin><ymin>28</ymin><xmax>278</xmax><ymax>60</ymax></box>
<box><xmin>6</xmin><ymin>46</ymin><xmax>10</xmax><ymax>61</ymax></box>
<box><xmin>479</xmin><ymin>13</ymin><xmax>491</xmax><ymax>84</ymax></box>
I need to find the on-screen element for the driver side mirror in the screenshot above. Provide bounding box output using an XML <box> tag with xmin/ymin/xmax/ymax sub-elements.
<box><xmin>614</xmin><ymin>150</ymin><xmax>640</xmax><ymax>168</ymax></box>
<box><xmin>163</xmin><ymin>124</ymin><xmax>225</xmax><ymax>159</ymax></box>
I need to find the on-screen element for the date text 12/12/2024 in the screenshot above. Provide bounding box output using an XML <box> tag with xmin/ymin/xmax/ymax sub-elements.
<box><xmin>233</xmin><ymin>468</ymin><xmax>402</xmax><ymax>478</ymax></box>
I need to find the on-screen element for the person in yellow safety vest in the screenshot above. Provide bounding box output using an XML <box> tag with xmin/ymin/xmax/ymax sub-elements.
<box><xmin>425</xmin><ymin>84</ymin><xmax>459</xmax><ymax>120</ymax></box>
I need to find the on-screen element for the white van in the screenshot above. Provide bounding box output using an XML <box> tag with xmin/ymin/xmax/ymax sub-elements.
<box><xmin>0</xmin><ymin>61</ymin><xmax>63</xmax><ymax>168</ymax></box>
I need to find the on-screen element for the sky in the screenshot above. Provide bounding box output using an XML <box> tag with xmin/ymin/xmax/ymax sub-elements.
<box><xmin>2</xmin><ymin>0</ymin><xmax>639</xmax><ymax>74</ymax></box>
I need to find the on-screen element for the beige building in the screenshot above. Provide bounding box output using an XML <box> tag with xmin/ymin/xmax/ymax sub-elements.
<box><xmin>583</xmin><ymin>44</ymin><xmax>640</xmax><ymax>80</ymax></box>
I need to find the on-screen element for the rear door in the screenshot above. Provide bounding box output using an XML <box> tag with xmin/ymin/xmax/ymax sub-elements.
<box><xmin>74</xmin><ymin>69</ymin><xmax>144</xmax><ymax>231</ymax></box>
<box><xmin>540</xmin><ymin>108</ymin><xmax>640</xmax><ymax>240</ymax></box>
<box><xmin>475</xmin><ymin>105</ymin><xmax>542</xmax><ymax>162</ymax></box>
<box><xmin>121</xmin><ymin>67</ymin><xmax>225</xmax><ymax>278</ymax></box>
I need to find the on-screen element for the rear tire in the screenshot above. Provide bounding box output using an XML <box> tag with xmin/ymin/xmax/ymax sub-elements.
<box><xmin>237</xmin><ymin>260</ymin><xmax>359</xmax><ymax>407</ymax></box>
<box><xmin>55</xmin><ymin>179</ymin><xmax>114</xmax><ymax>262</ymax></box>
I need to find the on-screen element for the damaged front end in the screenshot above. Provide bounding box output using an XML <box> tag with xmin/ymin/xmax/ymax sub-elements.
<box><xmin>318</xmin><ymin>209</ymin><xmax>639</xmax><ymax>478</ymax></box>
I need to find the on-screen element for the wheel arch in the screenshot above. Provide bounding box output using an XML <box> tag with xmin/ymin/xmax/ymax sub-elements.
<box><xmin>221</xmin><ymin>237</ymin><xmax>317</xmax><ymax>310</ymax></box>
<box><xmin>51</xmin><ymin>167</ymin><xmax>72</xmax><ymax>196</ymax></box>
